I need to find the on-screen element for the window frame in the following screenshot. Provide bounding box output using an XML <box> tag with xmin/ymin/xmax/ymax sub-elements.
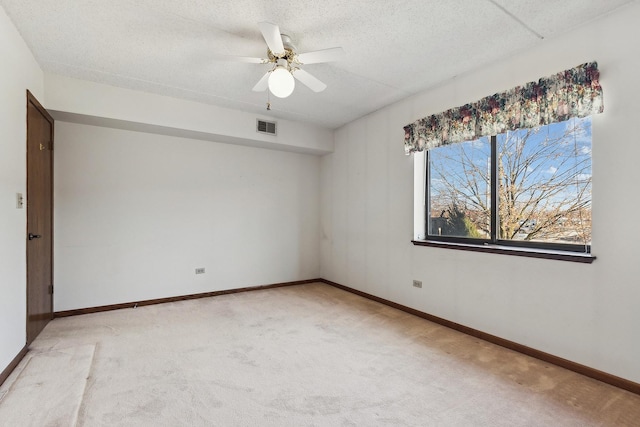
<box><xmin>420</xmin><ymin>129</ymin><xmax>594</xmax><ymax>261</ymax></box>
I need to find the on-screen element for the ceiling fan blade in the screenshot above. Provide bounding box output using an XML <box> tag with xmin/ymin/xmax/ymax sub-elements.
<box><xmin>252</xmin><ymin>72</ymin><xmax>271</xmax><ymax>92</ymax></box>
<box><xmin>258</xmin><ymin>22</ymin><xmax>285</xmax><ymax>56</ymax></box>
<box><xmin>211</xmin><ymin>54</ymin><xmax>268</xmax><ymax>64</ymax></box>
<box><xmin>292</xmin><ymin>69</ymin><xmax>327</xmax><ymax>92</ymax></box>
<box><xmin>296</xmin><ymin>47</ymin><xmax>345</xmax><ymax>64</ymax></box>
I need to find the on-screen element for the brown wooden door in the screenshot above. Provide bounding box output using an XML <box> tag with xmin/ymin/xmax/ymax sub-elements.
<box><xmin>26</xmin><ymin>91</ymin><xmax>54</xmax><ymax>345</ymax></box>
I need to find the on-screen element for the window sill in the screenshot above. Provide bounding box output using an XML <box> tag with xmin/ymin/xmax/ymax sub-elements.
<box><xmin>411</xmin><ymin>240</ymin><xmax>595</xmax><ymax>263</ymax></box>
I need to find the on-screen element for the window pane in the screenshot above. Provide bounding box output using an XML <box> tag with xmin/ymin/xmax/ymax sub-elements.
<box><xmin>428</xmin><ymin>137</ymin><xmax>491</xmax><ymax>239</ymax></box>
<box><xmin>497</xmin><ymin>117</ymin><xmax>592</xmax><ymax>246</ymax></box>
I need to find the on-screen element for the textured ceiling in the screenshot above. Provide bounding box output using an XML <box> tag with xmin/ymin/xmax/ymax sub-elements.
<box><xmin>1</xmin><ymin>0</ymin><xmax>635</xmax><ymax>129</ymax></box>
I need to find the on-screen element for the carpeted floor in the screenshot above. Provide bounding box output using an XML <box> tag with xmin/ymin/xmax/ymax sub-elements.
<box><xmin>1</xmin><ymin>282</ymin><xmax>639</xmax><ymax>426</ymax></box>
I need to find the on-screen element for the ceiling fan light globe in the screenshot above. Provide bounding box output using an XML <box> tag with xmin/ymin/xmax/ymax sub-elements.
<box><xmin>268</xmin><ymin>67</ymin><xmax>295</xmax><ymax>98</ymax></box>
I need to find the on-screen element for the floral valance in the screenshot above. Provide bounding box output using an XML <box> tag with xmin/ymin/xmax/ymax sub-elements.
<box><xmin>404</xmin><ymin>61</ymin><xmax>603</xmax><ymax>154</ymax></box>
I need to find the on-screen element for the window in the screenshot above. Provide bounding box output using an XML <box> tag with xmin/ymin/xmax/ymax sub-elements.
<box><xmin>406</xmin><ymin>62</ymin><xmax>601</xmax><ymax>260</ymax></box>
<box><xmin>425</xmin><ymin>117</ymin><xmax>592</xmax><ymax>254</ymax></box>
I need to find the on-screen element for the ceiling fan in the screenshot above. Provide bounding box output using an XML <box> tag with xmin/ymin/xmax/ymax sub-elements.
<box><xmin>214</xmin><ymin>22</ymin><xmax>345</xmax><ymax>98</ymax></box>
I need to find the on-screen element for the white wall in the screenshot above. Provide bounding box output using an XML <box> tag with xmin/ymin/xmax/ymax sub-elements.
<box><xmin>45</xmin><ymin>74</ymin><xmax>334</xmax><ymax>155</ymax></box>
<box><xmin>321</xmin><ymin>3</ymin><xmax>640</xmax><ymax>383</ymax></box>
<box><xmin>0</xmin><ymin>7</ymin><xmax>44</xmax><ymax>370</ymax></box>
<box><xmin>54</xmin><ymin>122</ymin><xmax>321</xmax><ymax>311</ymax></box>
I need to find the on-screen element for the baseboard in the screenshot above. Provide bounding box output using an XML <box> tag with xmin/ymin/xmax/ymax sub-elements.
<box><xmin>54</xmin><ymin>279</ymin><xmax>322</xmax><ymax>318</ymax></box>
<box><xmin>320</xmin><ymin>279</ymin><xmax>640</xmax><ymax>396</ymax></box>
<box><xmin>0</xmin><ymin>345</ymin><xmax>28</xmax><ymax>388</ymax></box>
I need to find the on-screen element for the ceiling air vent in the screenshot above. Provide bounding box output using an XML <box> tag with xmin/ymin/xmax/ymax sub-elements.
<box><xmin>256</xmin><ymin>119</ymin><xmax>277</xmax><ymax>135</ymax></box>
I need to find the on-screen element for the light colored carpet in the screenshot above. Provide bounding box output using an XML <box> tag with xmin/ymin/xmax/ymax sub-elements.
<box><xmin>1</xmin><ymin>283</ymin><xmax>639</xmax><ymax>426</ymax></box>
<box><xmin>0</xmin><ymin>344</ymin><xmax>95</xmax><ymax>426</ymax></box>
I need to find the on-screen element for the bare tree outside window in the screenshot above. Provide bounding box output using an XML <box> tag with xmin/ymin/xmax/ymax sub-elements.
<box><xmin>428</xmin><ymin>117</ymin><xmax>592</xmax><ymax>247</ymax></box>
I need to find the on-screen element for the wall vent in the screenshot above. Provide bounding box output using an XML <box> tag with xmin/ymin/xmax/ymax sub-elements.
<box><xmin>256</xmin><ymin>119</ymin><xmax>277</xmax><ymax>135</ymax></box>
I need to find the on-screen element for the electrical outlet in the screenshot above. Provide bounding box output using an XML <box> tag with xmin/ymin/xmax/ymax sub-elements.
<box><xmin>16</xmin><ymin>193</ymin><xmax>24</xmax><ymax>209</ymax></box>
<box><xmin>413</xmin><ymin>280</ymin><xmax>422</xmax><ymax>288</ymax></box>
<box><xmin>195</xmin><ymin>268</ymin><xmax>205</xmax><ymax>274</ymax></box>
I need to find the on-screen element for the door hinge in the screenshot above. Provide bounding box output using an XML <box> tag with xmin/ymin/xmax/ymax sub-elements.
<box><xmin>39</xmin><ymin>141</ymin><xmax>53</xmax><ymax>151</ymax></box>
<box><xmin>48</xmin><ymin>284</ymin><xmax>54</xmax><ymax>294</ymax></box>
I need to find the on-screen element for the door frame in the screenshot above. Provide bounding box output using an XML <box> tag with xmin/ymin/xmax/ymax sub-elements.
<box><xmin>26</xmin><ymin>90</ymin><xmax>55</xmax><ymax>345</ymax></box>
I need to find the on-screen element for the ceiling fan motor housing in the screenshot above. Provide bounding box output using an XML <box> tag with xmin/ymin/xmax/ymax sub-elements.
<box><xmin>268</xmin><ymin>35</ymin><xmax>297</xmax><ymax>65</ymax></box>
